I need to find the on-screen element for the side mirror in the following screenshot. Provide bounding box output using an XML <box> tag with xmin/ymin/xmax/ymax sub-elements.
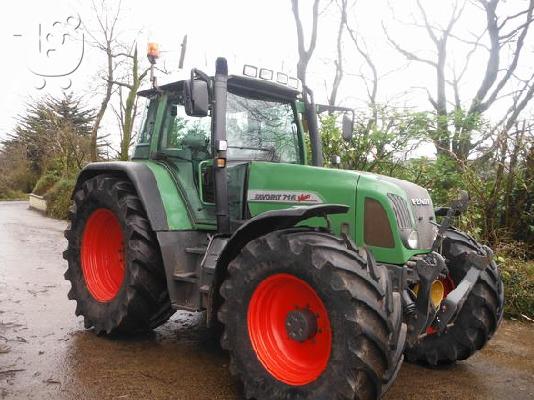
<box><xmin>342</xmin><ymin>113</ymin><xmax>353</xmax><ymax>141</ymax></box>
<box><xmin>184</xmin><ymin>79</ymin><xmax>209</xmax><ymax>117</ymax></box>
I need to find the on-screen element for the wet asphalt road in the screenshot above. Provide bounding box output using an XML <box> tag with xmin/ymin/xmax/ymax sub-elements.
<box><xmin>0</xmin><ymin>201</ymin><xmax>533</xmax><ymax>400</ymax></box>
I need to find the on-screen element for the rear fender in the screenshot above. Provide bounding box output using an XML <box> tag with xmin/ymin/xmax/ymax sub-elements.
<box><xmin>74</xmin><ymin>161</ymin><xmax>168</xmax><ymax>231</ymax></box>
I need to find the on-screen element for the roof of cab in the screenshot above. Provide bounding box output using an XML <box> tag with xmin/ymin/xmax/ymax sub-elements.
<box><xmin>137</xmin><ymin>75</ymin><xmax>301</xmax><ymax>101</ymax></box>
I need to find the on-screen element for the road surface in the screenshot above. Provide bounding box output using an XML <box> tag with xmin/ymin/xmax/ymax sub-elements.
<box><xmin>0</xmin><ymin>201</ymin><xmax>533</xmax><ymax>399</ymax></box>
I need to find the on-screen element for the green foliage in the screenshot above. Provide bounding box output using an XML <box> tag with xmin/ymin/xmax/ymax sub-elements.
<box><xmin>33</xmin><ymin>169</ymin><xmax>61</xmax><ymax>196</ymax></box>
<box><xmin>1</xmin><ymin>94</ymin><xmax>94</xmax><ymax>222</ymax></box>
<box><xmin>496</xmin><ymin>242</ymin><xmax>534</xmax><ymax>319</ymax></box>
<box><xmin>320</xmin><ymin>107</ymin><xmax>429</xmax><ymax>175</ymax></box>
<box><xmin>0</xmin><ymin>178</ymin><xmax>27</xmax><ymax>200</ymax></box>
<box><xmin>45</xmin><ymin>178</ymin><xmax>75</xmax><ymax>220</ymax></box>
<box><xmin>0</xmin><ymin>93</ymin><xmax>94</xmax><ymax>197</ymax></box>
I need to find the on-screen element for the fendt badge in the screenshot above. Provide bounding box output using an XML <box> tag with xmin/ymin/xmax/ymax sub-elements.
<box><xmin>411</xmin><ymin>198</ymin><xmax>431</xmax><ymax>206</ymax></box>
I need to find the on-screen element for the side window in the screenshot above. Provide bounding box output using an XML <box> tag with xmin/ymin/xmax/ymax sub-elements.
<box><xmin>139</xmin><ymin>100</ymin><xmax>158</xmax><ymax>144</ymax></box>
<box><xmin>160</xmin><ymin>99</ymin><xmax>211</xmax><ymax>160</ymax></box>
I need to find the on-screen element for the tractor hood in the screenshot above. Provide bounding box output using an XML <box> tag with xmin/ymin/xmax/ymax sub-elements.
<box><xmin>246</xmin><ymin>162</ymin><xmax>435</xmax><ymax>264</ymax></box>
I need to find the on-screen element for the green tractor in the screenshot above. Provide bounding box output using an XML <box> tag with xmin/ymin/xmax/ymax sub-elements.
<box><xmin>64</xmin><ymin>57</ymin><xmax>504</xmax><ymax>399</ymax></box>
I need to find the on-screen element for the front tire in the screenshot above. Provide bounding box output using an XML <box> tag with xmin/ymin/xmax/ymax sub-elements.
<box><xmin>64</xmin><ymin>174</ymin><xmax>174</xmax><ymax>334</ymax></box>
<box><xmin>218</xmin><ymin>229</ymin><xmax>406</xmax><ymax>400</ymax></box>
<box><xmin>405</xmin><ymin>228</ymin><xmax>504</xmax><ymax>365</ymax></box>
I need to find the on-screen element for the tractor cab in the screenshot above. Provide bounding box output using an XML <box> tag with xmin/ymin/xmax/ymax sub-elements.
<box><xmin>134</xmin><ymin>74</ymin><xmax>312</xmax><ymax>230</ymax></box>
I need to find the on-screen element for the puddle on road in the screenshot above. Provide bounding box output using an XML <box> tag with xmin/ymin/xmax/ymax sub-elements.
<box><xmin>60</xmin><ymin>313</ymin><xmax>240</xmax><ymax>400</ymax></box>
<box><xmin>1</xmin><ymin>310</ymin><xmax>240</xmax><ymax>400</ymax></box>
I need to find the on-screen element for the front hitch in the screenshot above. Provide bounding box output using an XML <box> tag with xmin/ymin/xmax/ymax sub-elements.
<box><xmin>406</xmin><ymin>252</ymin><xmax>447</xmax><ymax>345</ymax></box>
<box><xmin>405</xmin><ymin>190</ymin><xmax>492</xmax><ymax>344</ymax></box>
<box><xmin>431</xmin><ymin>247</ymin><xmax>493</xmax><ymax>332</ymax></box>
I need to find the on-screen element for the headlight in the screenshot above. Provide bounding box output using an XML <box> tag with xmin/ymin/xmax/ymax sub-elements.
<box><xmin>407</xmin><ymin>230</ymin><xmax>419</xmax><ymax>249</ymax></box>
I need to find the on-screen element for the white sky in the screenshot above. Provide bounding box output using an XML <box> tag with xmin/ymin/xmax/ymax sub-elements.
<box><xmin>1</xmin><ymin>0</ymin><xmax>532</xmax><ymax>152</ymax></box>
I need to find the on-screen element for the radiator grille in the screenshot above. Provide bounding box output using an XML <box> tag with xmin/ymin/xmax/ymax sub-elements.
<box><xmin>387</xmin><ymin>193</ymin><xmax>413</xmax><ymax>229</ymax></box>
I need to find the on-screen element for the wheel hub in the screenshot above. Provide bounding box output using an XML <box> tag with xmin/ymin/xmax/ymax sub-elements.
<box><xmin>285</xmin><ymin>308</ymin><xmax>318</xmax><ymax>342</ymax></box>
<box><xmin>247</xmin><ymin>273</ymin><xmax>332</xmax><ymax>386</ymax></box>
<box><xmin>81</xmin><ymin>208</ymin><xmax>125</xmax><ymax>302</ymax></box>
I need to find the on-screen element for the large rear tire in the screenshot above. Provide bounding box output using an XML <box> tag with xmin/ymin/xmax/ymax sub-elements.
<box><xmin>218</xmin><ymin>229</ymin><xmax>406</xmax><ymax>400</ymax></box>
<box><xmin>405</xmin><ymin>228</ymin><xmax>504</xmax><ymax>365</ymax></box>
<box><xmin>64</xmin><ymin>174</ymin><xmax>174</xmax><ymax>334</ymax></box>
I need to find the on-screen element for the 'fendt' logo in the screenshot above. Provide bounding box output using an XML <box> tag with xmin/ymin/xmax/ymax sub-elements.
<box><xmin>411</xmin><ymin>198</ymin><xmax>431</xmax><ymax>206</ymax></box>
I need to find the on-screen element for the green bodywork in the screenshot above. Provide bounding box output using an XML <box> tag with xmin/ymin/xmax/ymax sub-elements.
<box><xmin>132</xmin><ymin>77</ymin><xmax>434</xmax><ymax>265</ymax></box>
<box><xmin>247</xmin><ymin>162</ymin><xmax>427</xmax><ymax>264</ymax></box>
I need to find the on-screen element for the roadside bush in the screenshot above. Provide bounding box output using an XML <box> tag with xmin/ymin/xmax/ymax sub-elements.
<box><xmin>500</xmin><ymin>259</ymin><xmax>534</xmax><ymax>320</ymax></box>
<box><xmin>0</xmin><ymin>189</ymin><xmax>27</xmax><ymax>200</ymax></box>
<box><xmin>0</xmin><ymin>176</ymin><xmax>26</xmax><ymax>200</ymax></box>
<box><xmin>33</xmin><ymin>170</ymin><xmax>61</xmax><ymax>196</ymax></box>
<box><xmin>45</xmin><ymin>178</ymin><xmax>75</xmax><ymax>219</ymax></box>
<box><xmin>495</xmin><ymin>242</ymin><xmax>534</xmax><ymax>320</ymax></box>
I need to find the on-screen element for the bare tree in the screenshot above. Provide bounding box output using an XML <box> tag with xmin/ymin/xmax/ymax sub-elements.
<box><xmin>85</xmin><ymin>0</ymin><xmax>122</xmax><ymax>161</ymax></box>
<box><xmin>291</xmin><ymin>0</ymin><xmax>320</xmax><ymax>87</ymax></box>
<box><xmin>291</xmin><ymin>0</ymin><xmax>322</xmax><ymax>165</ymax></box>
<box><xmin>383</xmin><ymin>0</ymin><xmax>464</xmax><ymax>157</ymax></box>
<box><xmin>328</xmin><ymin>0</ymin><xmax>348</xmax><ymax>107</ymax></box>
<box><xmin>111</xmin><ymin>46</ymin><xmax>150</xmax><ymax>160</ymax></box>
<box><xmin>383</xmin><ymin>0</ymin><xmax>534</xmax><ymax>160</ymax></box>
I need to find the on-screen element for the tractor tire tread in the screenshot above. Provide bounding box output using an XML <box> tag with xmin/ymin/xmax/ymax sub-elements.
<box><xmin>63</xmin><ymin>174</ymin><xmax>174</xmax><ymax>335</ymax></box>
<box><xmin>218</xmin><ymin>229</ymin><xmax>406</xmax><ymax>400</ymax></box>
<box><xmin>404</xmin><ymin>228</ymin><xmax>504</xmax><ymax>366</ymax></box>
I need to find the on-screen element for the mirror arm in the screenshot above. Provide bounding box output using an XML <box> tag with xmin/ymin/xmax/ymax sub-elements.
<box><xmin>191</xmin><ymin>68</ymin><xmax>213</xmax><ymax>101</ymax></box>
<box><xmin>192</xmin><ymin>68</ymin><xmax>210</xmax><ymax>84</ymax></box>
<box><xmin>316</xmin><ymin>104</ymin><xmax>352</xmax><ymax>114</ymax></box>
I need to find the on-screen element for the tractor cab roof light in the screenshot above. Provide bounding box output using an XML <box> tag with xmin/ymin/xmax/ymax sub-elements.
<box><xmin>259</xmin><ymin>68</ymin><xmax>274</xmax><ymax>80</ymax></box>
<box><xmin>243</xmin><ymin>65</ymin><xmax>258</xmax><ymax>78</ymax></box>
<box><xmin>242</xmin><ymin>64</ymin><xmax>300</xmax><ymax>89</ymax></box>
<box><xmin>288</xmin><ymin>77</ymin><xmax>299</xmax><ymax>89</ymax></box>
<box><xmin>276</xmin><ymin>72</ymin><xmax>289</xmax><ymax>85</ymax></box>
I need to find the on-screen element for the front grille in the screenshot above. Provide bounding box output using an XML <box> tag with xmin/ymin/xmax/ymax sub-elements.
<box><xmin>388</xmin><ymin>193</ymin><xmax>413</xmax><ymax>229</ymax></box>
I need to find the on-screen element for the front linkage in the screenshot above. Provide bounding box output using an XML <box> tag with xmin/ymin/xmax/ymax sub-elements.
<box><xmin>403</xmin><ymin>191</ymin><xmax>494</xmax><ymax>345</ymax></box>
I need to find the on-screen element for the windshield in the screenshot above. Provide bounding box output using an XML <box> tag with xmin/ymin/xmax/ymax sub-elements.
<box><xmin>158</xmin><ymin>91</ymin><xmax>301</xmax><ymax>163</ymax></box>
<box><xmin>226</xmin><ymin>93</ymin><xmax>300</xmax><ymax>163</ymax></box>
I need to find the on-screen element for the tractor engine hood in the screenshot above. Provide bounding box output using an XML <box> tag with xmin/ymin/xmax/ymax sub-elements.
<box><xmin>245</xmin><ymin>162</ymin><xmax>436</xmax><ymax>265</ymax></box>
<box><xmin>355</xmin><ymin>172</ymin><xmax>437</xmax><ymax>251</ymax></box>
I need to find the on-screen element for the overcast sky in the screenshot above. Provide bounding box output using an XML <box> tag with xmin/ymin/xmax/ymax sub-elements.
<box><xmin>1</xmin><ymin>0</ymin><xmax>532</xmax><ymax>150</ymax></box>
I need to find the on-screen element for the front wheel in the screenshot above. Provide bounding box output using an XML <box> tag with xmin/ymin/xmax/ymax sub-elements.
<box><xmin>405</xmin><ymin>228</ymin><xmax>504</xmax><ymax>365</ymax></box>
<box><xmin>218</xmin><ymin>229</ymin><xmax>406</xmax><ymax>400</ymax></box>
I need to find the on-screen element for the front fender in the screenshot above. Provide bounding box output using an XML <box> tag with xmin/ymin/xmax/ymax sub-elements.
<box><xmin>205</xmin><ymin>204</ymin><xmax>349</xmax><ymax>325</ymax></box>
<box><xmin>220</xmin><ymin>204</ymin><xmax>349</xmax><ymax>266</ymax></box>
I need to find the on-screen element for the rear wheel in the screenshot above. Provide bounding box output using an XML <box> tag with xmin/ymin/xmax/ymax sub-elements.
<box><xmin>218</xmin><ymin>229</ymin><xmax>406</xmax><ymax>400</ymax></box>
<box><xmin>64</xmin><ymin>174</ymin><xmax>174</xmax><ymax>334</ymax></box>
<box><xmin>405</xmin><ymin>228</ymin><xmax>504</xmax><ymax>365</ymax></box>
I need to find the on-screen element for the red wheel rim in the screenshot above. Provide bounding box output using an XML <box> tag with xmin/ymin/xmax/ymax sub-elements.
<box><xmin>247</xmin><ymin>273</ymin><xmax>332</xmax><ymax>386</ymax></box>
<box><xmin>81</xmin><ymin>208</ymin><xmax>125</xmax><ymax>302</ymax></box>
<box><xmin>427</xmin><ymin>275</ymin><xmax>456</xmax><ymax>335</ymax></box>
